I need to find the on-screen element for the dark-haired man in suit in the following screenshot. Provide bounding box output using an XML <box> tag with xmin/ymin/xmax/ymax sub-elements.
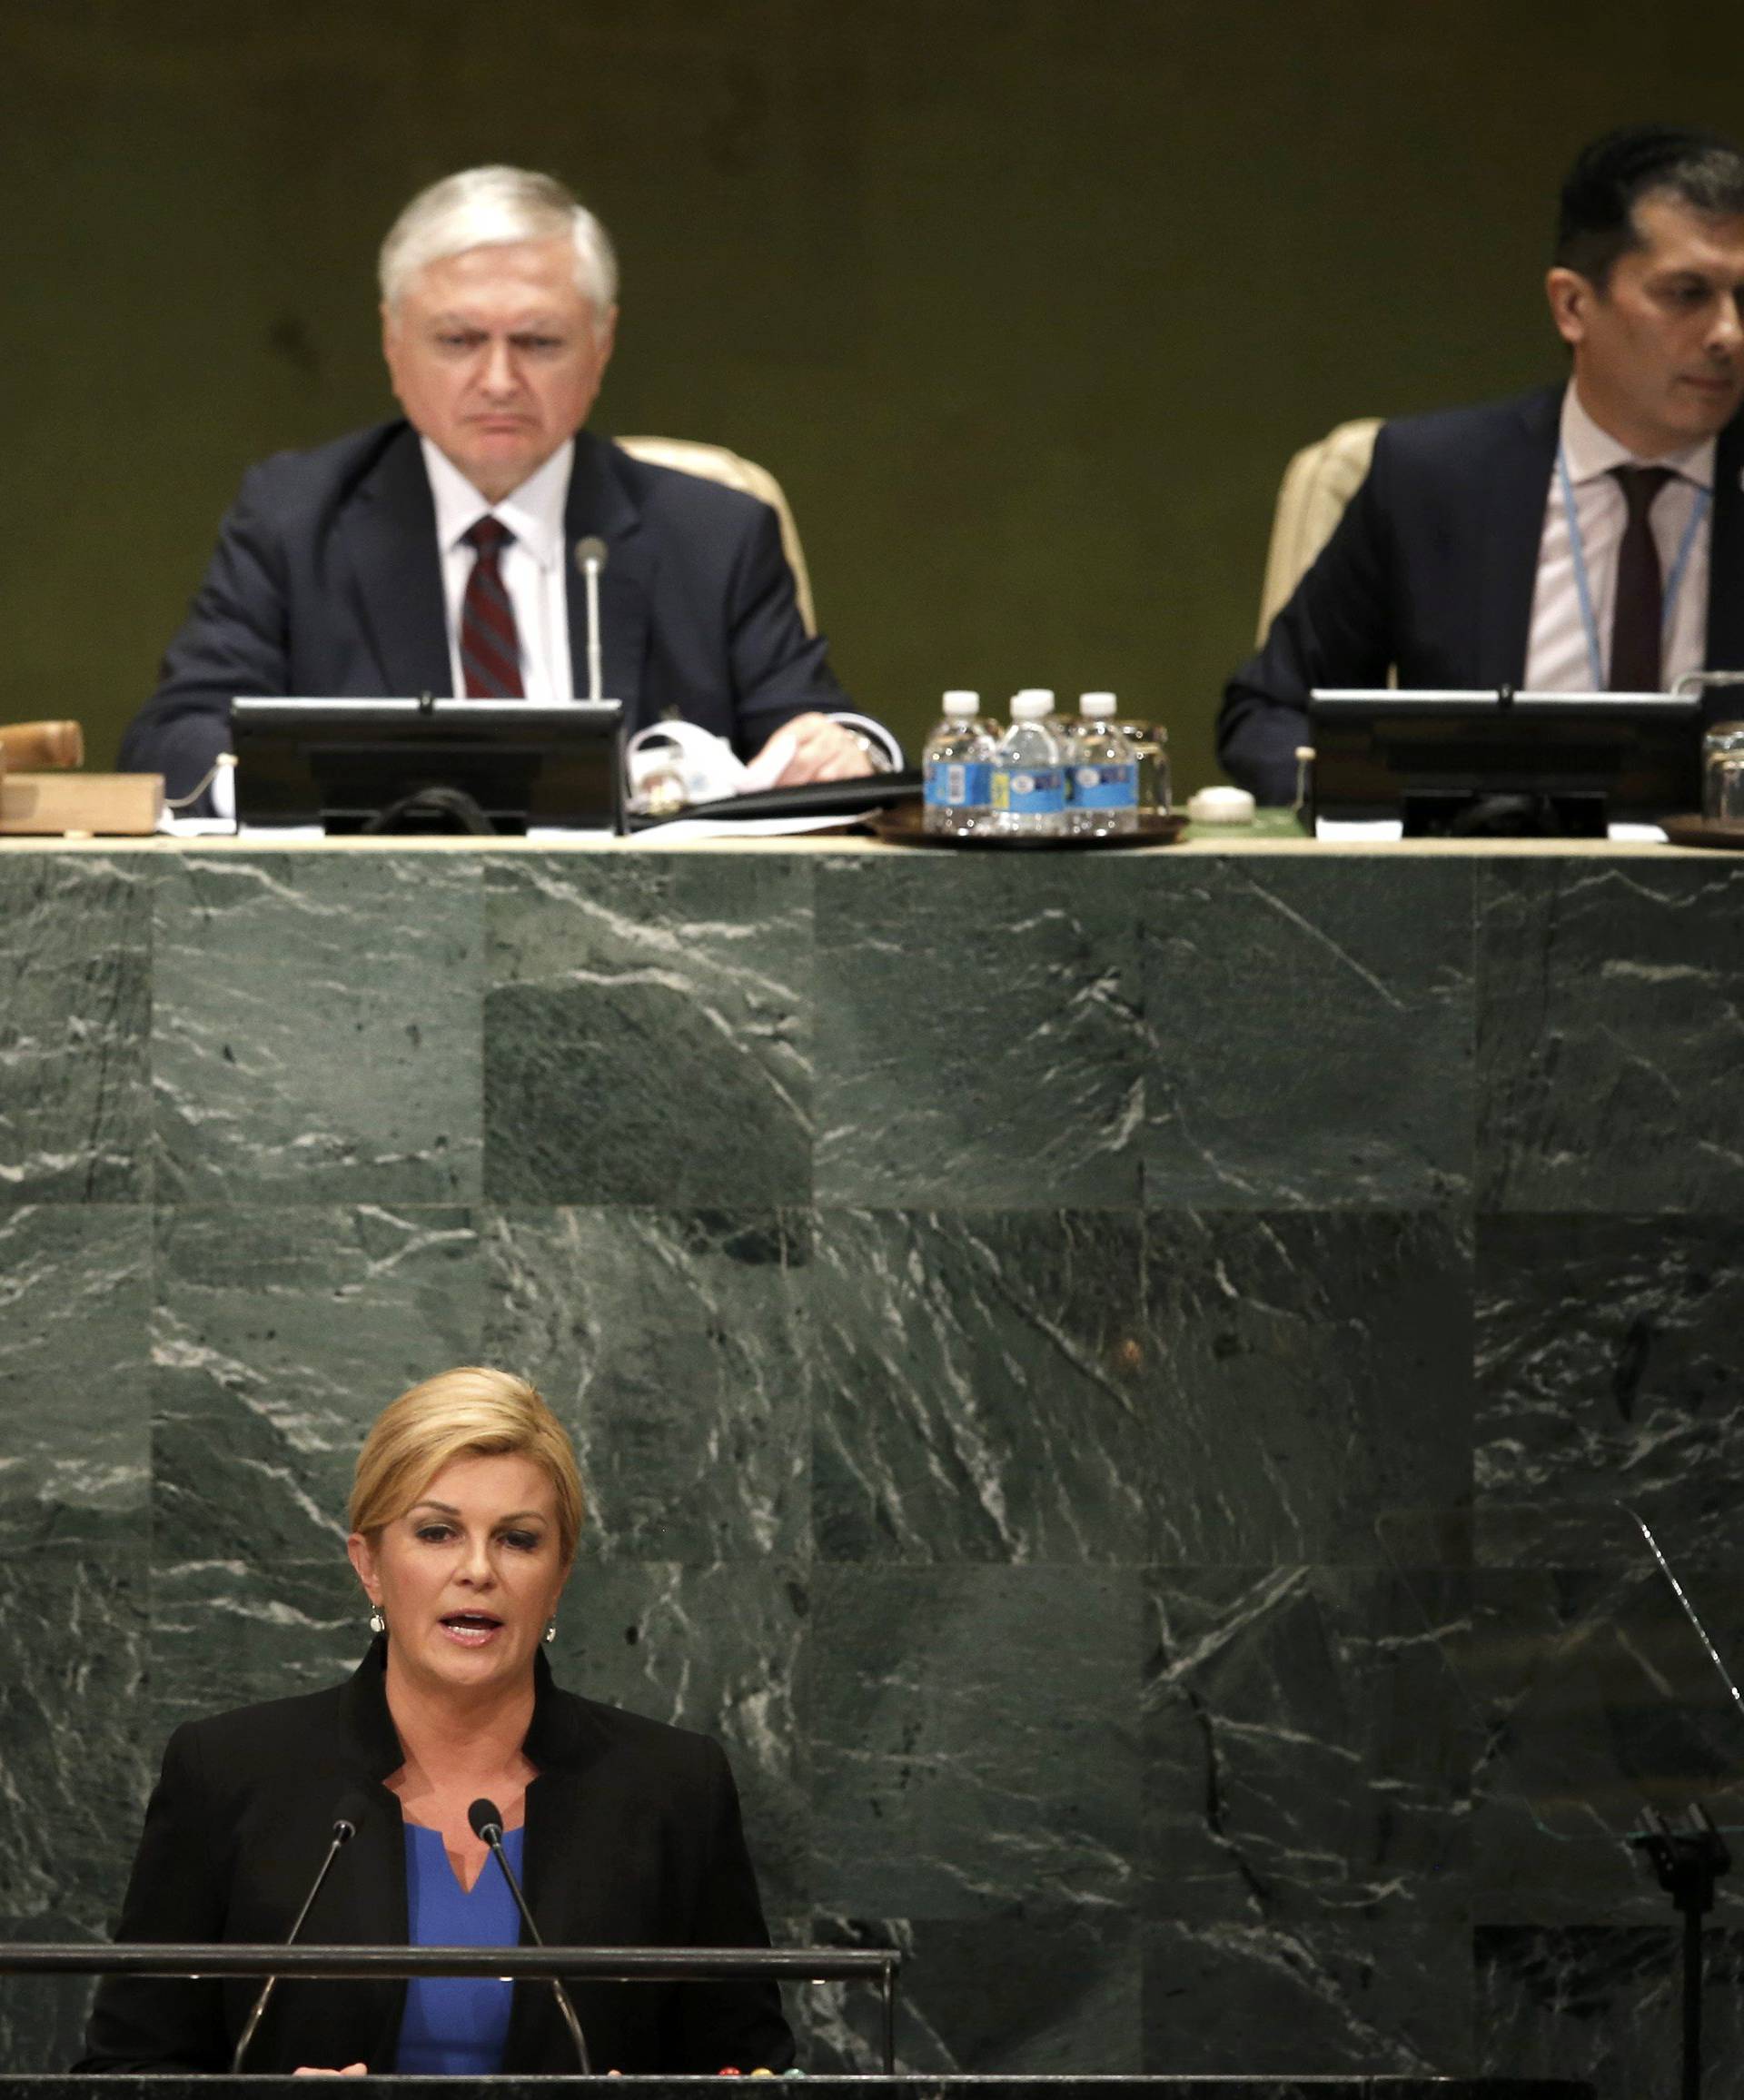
<box><xmin>120</xmin><ymin>164</ymin><xmax>873</xmax><ymax>807</ymax></box>
<box><xmin>1219</xmin><ymin>124</ymin><xmax>1744</xmax><ymax>804</ymax></box>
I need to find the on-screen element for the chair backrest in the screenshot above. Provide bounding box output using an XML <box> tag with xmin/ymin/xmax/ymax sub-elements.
<box><xmin>613</xmin><ymin>436</ymin><xmax>818</xmax><ymax>637</ymax></box>
<box><xmin>1255</xmin><ymin>417</ymin><xmax>1382</xmax><ymax>641</ymax></box>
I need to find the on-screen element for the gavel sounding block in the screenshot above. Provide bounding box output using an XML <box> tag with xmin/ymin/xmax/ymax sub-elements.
<box><xmin>0</xmin><ymin>773</ymin><xmax>163</xmax><ymax>836</ymax></box>
<box><xmin>0</xmin><ymin>719</ymin><xmax>162</xmax><ymax>834</ymax></box>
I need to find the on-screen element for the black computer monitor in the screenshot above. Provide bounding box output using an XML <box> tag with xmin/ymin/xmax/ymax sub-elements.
<box><xmin>1307</xmin><ymin>688</ymin><xmax>1700</xmax><ymax>835</ymax></box>
<box><xmin>232</xmin><ymin>698</ymin><xmax>624</xmax><ymax>835</ymax></box>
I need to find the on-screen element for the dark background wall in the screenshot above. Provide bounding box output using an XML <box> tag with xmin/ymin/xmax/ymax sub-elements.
<box><xmin>6</xmin><ymin>0</ymin><xmax>1744</xmax><ymax>789</ymax></box>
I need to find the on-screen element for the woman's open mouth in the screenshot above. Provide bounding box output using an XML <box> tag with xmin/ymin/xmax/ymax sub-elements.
<box><xmin>439</xmin><ymin>1611</ymin><xmax>504</xmax><ymax>1647</ymax></box>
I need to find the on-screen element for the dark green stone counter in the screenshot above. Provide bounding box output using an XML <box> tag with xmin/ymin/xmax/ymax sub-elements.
<box><xmin>3</xmin><ymin>834</ymin><xmax>1742</xmax><ymax>2098</ymax></box>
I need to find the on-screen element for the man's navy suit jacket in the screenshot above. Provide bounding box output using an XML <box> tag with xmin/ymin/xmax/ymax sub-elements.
<box><xmin>1218</xmin><ymin>385</ymin><xmax>1744</xmax><ymax>804</ymax></box>
<box><xmin>119</xmin><ymin>421</ymin><xmax>846</xmax><ymax>801</ymax></box>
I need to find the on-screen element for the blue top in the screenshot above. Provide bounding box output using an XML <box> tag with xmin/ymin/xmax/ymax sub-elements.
<box><xmin>394</xmin><ymin>1823</ymin><xmax>525</xmax><ymax>2075</ymax></box>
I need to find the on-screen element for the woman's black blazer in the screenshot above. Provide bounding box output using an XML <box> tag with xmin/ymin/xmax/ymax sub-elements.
<box><xmin>76</xmin><ymin>1641</ymin><xmax>793</xmax><ymax>2074</ymax></box>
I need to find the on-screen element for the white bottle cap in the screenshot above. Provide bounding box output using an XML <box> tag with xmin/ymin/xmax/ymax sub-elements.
<box><xmin>1079</xmin><ymin>692</ymin><xmax>1116</xmax><ymax>718</ymax></box>
<box><xmin>1012</xmin><ymin>688</ymin><xmax>1055</xmax><ymax>705</ymax></box>
<box><xmin>942</xmin><ymin>690</ymin><xmax>979</xmax><ymax>717</ymax></box>
<box><xmin>1011</xmin><ymin>692</ymin><xmax>1053</xmax><ymax>721</ymax></box>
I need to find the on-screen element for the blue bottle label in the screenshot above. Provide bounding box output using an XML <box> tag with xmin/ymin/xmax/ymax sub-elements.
<box><xmin>992</xmin><ymin>765</ymin><xmax>1065</xmax><ymax>814</ymax></box>
<box><xmin>926</xmin><ymin>758</ymin><xmax>992</xmax><ymax>808</ymax></box>
<box><xmin>1072</xmin><ymin>762</ymin><xmax>1138</xmax><ymax>811</ymax></box>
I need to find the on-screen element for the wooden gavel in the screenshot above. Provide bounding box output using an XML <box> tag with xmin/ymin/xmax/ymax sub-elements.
<box><xmin>0</xmin><ymin>721</ymin><xmax>84</xmax><ymax>778</ymax></box>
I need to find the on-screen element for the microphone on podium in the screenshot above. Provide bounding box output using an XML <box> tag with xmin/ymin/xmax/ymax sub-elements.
<box><xmin>573</xmin><ymin>537</ymin><xmax>609</xmax><ymax>708</ymax></box>
<box><xmin>230</xmin><ymin>1789</ymin><xmax>371</xmax><ymax>2071</ymax></box>
<box><xmin>469</xmin><ymin>1797</ymin><xmax>592</xmax><ymax>2073</ymax></box>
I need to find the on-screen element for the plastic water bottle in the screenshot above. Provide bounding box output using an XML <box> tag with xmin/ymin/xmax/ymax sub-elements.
<box><xmin>991</xmin><ymin>691</ymin><xmax>1067</xmax><ymax>837</ymax></box>
<box><xmin>1028</xmin><ymin>688</ymin><xmax>1071</xmax><ymax>736</ymax></box>
<box><xmin>922</xmin><ymin>691</ymin><xmax>996</xmax><ymax>837</ymax></box>
<box><xmin>1087</xmin><ymin>694</ymin><xmax>1171</xmax><ymax>816</ymax></box>
<box><xmin>1069</xmin><ymin>693</ymin><xmax>1139</xmax><ymax>836</ymax></box>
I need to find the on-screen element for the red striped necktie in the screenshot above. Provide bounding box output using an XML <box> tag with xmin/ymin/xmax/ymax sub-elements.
<box><xmin>460</xmin><ymin>517</ymin><xmax>525</xmax><ymax>698</ymax></box>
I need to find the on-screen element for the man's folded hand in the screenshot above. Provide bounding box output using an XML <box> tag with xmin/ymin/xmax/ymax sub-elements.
<box><xmin>756</xmin><ymin>713</ymin><xmax>874</xmax><ymax>786</ymax></box>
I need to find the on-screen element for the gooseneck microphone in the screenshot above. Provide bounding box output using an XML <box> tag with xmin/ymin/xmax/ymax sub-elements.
<box><xmin>573</xmin><ymin>536</ymin><xmax>609</xmax><ymax>707</ymax></box>
<box><xmin>469</xmin><ymin>1796</ymin><xmax>592</xmax><ymax>2073</ymax></box>
<box><xmin>230</xmin><ymin>1791</ymin><xmax>370</xmax><ymax>2072</ymax></box>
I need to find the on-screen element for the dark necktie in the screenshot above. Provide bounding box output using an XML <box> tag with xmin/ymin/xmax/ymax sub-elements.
<box><xmin>1608</xmin><ymin>464</ymin><xmax>1677</xmax><ymax>692</ymax></box>
<box><xmin>460</xmin><ymin>517</ymin><xmax>525</xmax><ymax>698</ymax></box>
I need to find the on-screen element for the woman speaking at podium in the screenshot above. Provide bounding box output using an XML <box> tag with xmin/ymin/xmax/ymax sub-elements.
<box><xmin>78</xmin><ymin>1368</ymin><xmax>793</xmax><ymax>2075</ymax></box>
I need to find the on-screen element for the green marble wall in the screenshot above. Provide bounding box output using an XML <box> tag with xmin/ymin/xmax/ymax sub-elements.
<box><xmin>5</xmin><ymin>2</ymin><xmax>1741</xmax><ymax>793</ymax></box>
<box><xmin>4</xmin><ymin>842</ymin><xmax>1744</xmax><ymax>2093</ymax></box>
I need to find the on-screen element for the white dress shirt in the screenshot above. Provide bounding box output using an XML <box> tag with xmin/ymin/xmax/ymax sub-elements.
<box><xmin>1525</xmin><ymin>383</ymin><xmax>1713</xmax><ymax>691</ymax></box>
<box><xmin>421</xmin><ymin>436</ymin><xmax>576</xmax><ymax>700</ymax></box>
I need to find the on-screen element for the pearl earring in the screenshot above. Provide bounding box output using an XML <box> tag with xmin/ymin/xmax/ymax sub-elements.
<box><xmin>545</xmin><ymin>1617</ymin><xmax>558</xmax><ymax>1644</ymax></box>
<box><xmin>369</xmin><ymin>1606</ymin><xmax>386</xmax><ymax>1636</ymax></box>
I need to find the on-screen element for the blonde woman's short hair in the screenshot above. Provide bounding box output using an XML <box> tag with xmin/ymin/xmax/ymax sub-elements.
<box><xmin>349</xmin><ymin>1367</ymin><xmax>583</xmax><ymax>1563</ymax></box>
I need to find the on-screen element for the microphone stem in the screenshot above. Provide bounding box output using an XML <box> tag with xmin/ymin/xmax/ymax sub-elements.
<box><xmin>585</xmin><ymin>562</ymin><xmax>603</xmax><ymax>707</ymax></box>
<box><xmin>230</xmin><ymin>1827</ymin><xmax>350</xmax><ymax>2072</ymax></box>
<box><xmin>483</xmin><ymin>1829</ymin><xmax>592</xmax><ymax>2074</ymax></box>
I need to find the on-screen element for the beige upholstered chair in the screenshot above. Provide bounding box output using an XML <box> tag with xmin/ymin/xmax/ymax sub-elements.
<box><xmin>1255</xmin><ymin>417</ymin><xmax>1382</xmax><ymax>640</ymax></box>
<box><xmin>613</xmin><ymin>437</ymin><xmax>818</xmax><ymax>637</ymax></box>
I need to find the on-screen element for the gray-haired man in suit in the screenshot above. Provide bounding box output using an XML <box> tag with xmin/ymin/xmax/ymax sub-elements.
<box><xmin>122</xmin><ymin>165</ymin><xmax>872</xmax><ymax>805</ymax></box>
